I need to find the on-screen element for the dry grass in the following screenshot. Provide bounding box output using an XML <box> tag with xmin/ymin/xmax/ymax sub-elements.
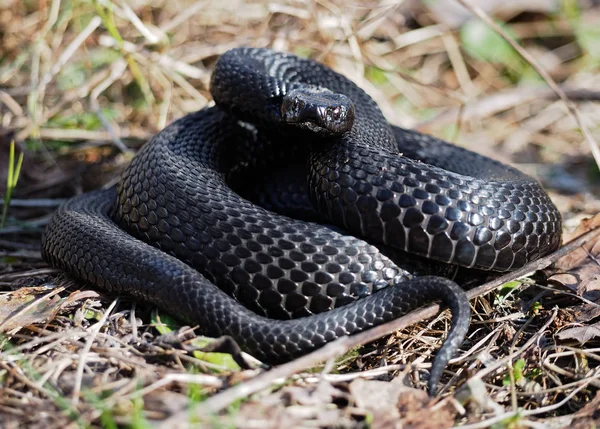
<box><xmin>1</xmin><ymin>0</ymin><xmax>600</xmax><ymax>427</ymax></box>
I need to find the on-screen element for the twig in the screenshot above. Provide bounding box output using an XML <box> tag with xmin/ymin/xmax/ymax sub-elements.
<box><xmin>319</xmin><ymin>364</ymin><xmax>405</xmax><ymax>382</ymax></box>
<box><xmin>6</xmin><ymin>198</ymin><xmax>66</xmax><ymax>208</ymax></box>
<box><xmin>0</xmin><ymin>240</ymin><xmax>40</xmax><ymax>251</ymax></box>
<box><xmin>0</xmin><ymin>268</ymin><xmax>60</xmax><ymax>281</ymax></box>
<box><xmin>71</xmin><ymin>298</ymin><xmax>118</xmax><ymax>405</ymax></box>
<box><xmin>0</xmin><ymin>250</ymin><xmax>42</xmax><ymax>259</ymax></box>
<box><xmin>159</xmin><ymin>1</ymin><xmax>208</xmax><ymax>33</ymax></box>
<box><xmin>0</xmin><ymin>90</ymin><xmax>24</xmax><ymax>116</ymax></box>
<box><xmin>121</xmin><ymin>4</ymin><xmax>162</xmax><ymax>45</ymax></box>
<box><xmin>119</xmin><ymin>373</ymin><xmax>223</xmax><ymax>402</ymax></box>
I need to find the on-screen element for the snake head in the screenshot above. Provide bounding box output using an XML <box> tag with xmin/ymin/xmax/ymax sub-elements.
<box><xmin>281</xmin><ymin>87</ymin><xmax>355</xmax><ymax>135</ymax></box>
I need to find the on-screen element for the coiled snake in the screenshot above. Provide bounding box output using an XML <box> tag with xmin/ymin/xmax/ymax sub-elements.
<box><xmin>42</xmin><ymin>48</ymin><xmax>562</xmax><ymax>394</ymax></box>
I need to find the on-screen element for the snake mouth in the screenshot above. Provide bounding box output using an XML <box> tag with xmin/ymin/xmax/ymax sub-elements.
<box><xmin>281</xmin><ymin>87</ymin><xmax>355</xmax><ymax>135</ymax></box>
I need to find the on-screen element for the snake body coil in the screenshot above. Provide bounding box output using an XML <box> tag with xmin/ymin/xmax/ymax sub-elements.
<box><xmin>42</xmin><ymin>48</ymin><xmax>562</xmax><ymax>394</ymax></box>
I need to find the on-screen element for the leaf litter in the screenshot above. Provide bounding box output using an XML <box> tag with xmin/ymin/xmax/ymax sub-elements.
<box><xmin>549</xmin><ymin>214</ymin><xmax>600</xmax><ymax>344</ymax></box>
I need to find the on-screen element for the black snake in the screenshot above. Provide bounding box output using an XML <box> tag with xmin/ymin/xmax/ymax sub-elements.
<box><xmin>42</xmin><ymin>48</ymin><xmax>562</xmax><ymax>394</ymax></box>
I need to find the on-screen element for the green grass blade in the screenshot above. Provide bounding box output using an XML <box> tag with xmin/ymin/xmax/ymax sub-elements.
<box><xmin>1</xmin><ymin>141</ymin><xmax>24</xmax><ymax>229</ymax></box>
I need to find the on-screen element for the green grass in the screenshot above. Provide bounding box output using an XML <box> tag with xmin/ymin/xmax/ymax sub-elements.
<box><xmin>1</xmin><ymin>141</ymin><xmax>24</xmax><ymax>229</ymax></box>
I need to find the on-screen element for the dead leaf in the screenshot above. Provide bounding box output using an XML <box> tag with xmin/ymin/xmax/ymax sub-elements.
<box><xmin>348</xmin><ymin>378</ymin><xmax>455</xmax><ymax>429</ymax></box>
<box><xmin>565</xmin><ymin>213</ymin><xmax>600</xmax><ymax>242</ymax></box>
<box><xmin>570</xmin><ymin>303</ymin><xmax>600</xmax><ymax>324</ymax></box>
<box><xmin>549</xmin><ymin>213</ymin><xmax>600</xmax><ymax>301</ymax></box>
<box><xmin>556</xmin><ymin>322</ymin><xmax>600</xmax><ymax>343</ymax></box>
<box><xmin>281</xmin><ymin>382</ymin><xmax>350</xmax><ymax>407</ymax></box>
<box><xmin>234</xmin><ymin>382</ymin><xmax>356</xmax><ymax>429</ymax></box>
<box><xmin>0</xmin><ymin>286</ymin><xmax>97</xmax><ymax>331</ymax></box>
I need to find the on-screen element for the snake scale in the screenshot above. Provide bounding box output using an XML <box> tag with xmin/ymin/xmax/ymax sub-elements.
<box><xmin>42</xmin><ymin>48</ymin><xmax>562</xmax><ymax>394</ymax></box>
